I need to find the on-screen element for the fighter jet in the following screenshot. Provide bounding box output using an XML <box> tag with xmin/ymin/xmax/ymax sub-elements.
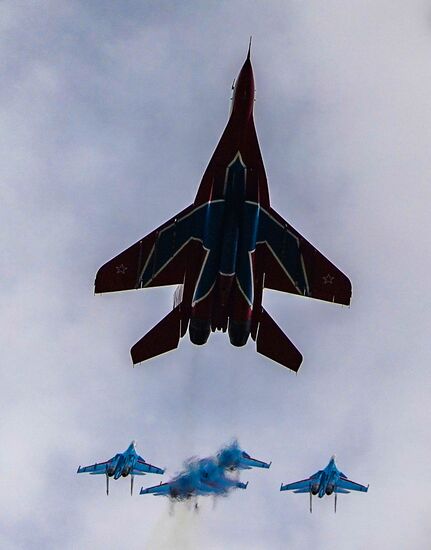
<box><xmin>95</xmin><ymin>42</ymin><xmax>351</xmax><ymax>371</ymax></box>
<box><xmin>217</xmin><ymin>440</ymin><xmax>271</xmax><ymax>470</ymax></box>
<box><xmin>140</xmin><ymin>466</ymin><xmax>248</xmax><ymax>501</ymax></box>
<box><xmin>77</xmin><ymin>440</ymin><xmax>164</xmax><ymax>495</ymax></box>
<box><xmin>280</xmin><ymin>455</ymin><xmax>369</xmax><ymax>512</ymax></box>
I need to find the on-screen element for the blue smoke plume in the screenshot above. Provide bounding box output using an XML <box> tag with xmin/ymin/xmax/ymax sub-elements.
<box><xmin>168</xmin><ymin>441</ymin><xmax>249</xmax><ymax>501</ymax></box>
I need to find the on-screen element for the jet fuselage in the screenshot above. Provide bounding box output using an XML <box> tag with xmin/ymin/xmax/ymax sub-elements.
<box><xmin>107</xmin><ymin>442</ymin><xmax>138</xmax><ymax>479</ymax></box>
<box><xmin>188</xmin><ymin>55</ymin><xmax>264</xmax><ymax>348</ymax></box>
<box><xmin>95</xmin><ymin>47</ymin><xmax>352</xmax><ymax>370</ymax></box>
<box><xmin>311</xmin><ymin>458</ymin><xmax>340</xmax><ymax>498</ymax></box>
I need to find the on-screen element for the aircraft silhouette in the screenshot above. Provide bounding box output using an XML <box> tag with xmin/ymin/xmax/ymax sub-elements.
<box><xmin>95</xmin><ymin>44</ymin><xmax>351</xmax><ymax>371</ymax></box>
<box><xmin>280</xmin><ymin>455</ymin><xmax>369</xmax><ymax>512</ymax></box>
<box><xmin>77</xmin><ymin>440</ymin><xmax>164</xmax><ymax>495</ymax></box>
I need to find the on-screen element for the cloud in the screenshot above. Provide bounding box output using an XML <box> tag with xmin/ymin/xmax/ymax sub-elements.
<box><xmin>1</xmin><ymin>1</ymin><xmax>431</xmax><ymax>548</ymax></box>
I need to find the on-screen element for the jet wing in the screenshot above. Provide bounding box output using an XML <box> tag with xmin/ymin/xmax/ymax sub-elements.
<box><xmin>280</xmin><ymin>478</ymin><xmax>312</xmax><ymax>492</ymax></box>
<box><xmin>257</xmin><ymin>207</ymin><xmax>351</xmax><ymax>305</ymax></box>
<box><xmin>95</xmin><ymin>203</ymin><xmax>206</xmax><ymax>293</ymax></box>
<box><xmin>240</xmin><ymin>453</ymin><xmax>271</xmax><ymax>469</ymax></box>
<box><xmin>77</xmin><ymin>460</ymin><xmax>110</xmax><ymax>475</ymax></box>
<box><xmin>337</xmin><ymin>477</ymin><xmax>369</xmax><ymax>493</ymax></box>
<box><xmin>132</xmin><ymin>458</ymin><xmax>164</xmax><ymax>476</ymax></box>
<box><xmin>140</xmin><ymin>482</ymin><xmax>172</xmax><ymax>496</ymax></box>
<box><xmin>280</xmin><ymin>470</ymin><xmax>322</xmax><ymax>492</ymax></box>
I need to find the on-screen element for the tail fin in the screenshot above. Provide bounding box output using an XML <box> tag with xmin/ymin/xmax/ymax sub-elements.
<box><xmin>131</xmin><ymin>306</ymin><xmax>181</xmax><ymax>364</ymax></box>
<box><xmin>255</xmin><ymin>308</ymin><xmax>303</xmax><ymax>372</ymax></box>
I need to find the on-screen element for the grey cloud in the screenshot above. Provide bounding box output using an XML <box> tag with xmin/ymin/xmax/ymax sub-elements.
<box><xmin>1</xmin><ymin>1</ymin><xmax>430</xmax><ymax>548</ymax></box>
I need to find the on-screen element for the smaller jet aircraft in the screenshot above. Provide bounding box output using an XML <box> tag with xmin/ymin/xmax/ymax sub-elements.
<box><xmin>140</xmin><ymin>452</ymin><xmax>251</xmax><ymax>504</ymax></box>
<box><xmin>77</xmin><ymin>440</ymin><xmax>164</xmax><ymax>495</ymax></box>
<box><xmin>280</xmin><ymin>455</ymin><xmax>368</xmax><ymax>513</ymax></box>
<box><xmin>140</xmin><ymin>471</ymin><xmax>248</xmax><ymax>501</ymax></box>
<box><xmin>217</xmin><ymin>441</ymin><xmax>271</xmax><ymax>470</ymax></box>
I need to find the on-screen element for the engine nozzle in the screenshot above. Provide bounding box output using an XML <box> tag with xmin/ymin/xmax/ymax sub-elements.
<box><xmin>311</xmin><ymin>483</ymin><xmax>319</xmax><ymax>495</ymax></box>
<box><xmin>326</xmin><ymin>484</ymin><xmax>335</xmax><ymax>496</ymax></box>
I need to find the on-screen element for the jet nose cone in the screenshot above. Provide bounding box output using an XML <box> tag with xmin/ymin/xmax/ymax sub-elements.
<box><xmin>247</xmin><ymin>36</ymin><xmax>252</xmax><ymax>60</ymax></box>
<box><xmin>229</xmin><ymin>45</ymin><xmax>255</xmax><ymax>121</ymax></box>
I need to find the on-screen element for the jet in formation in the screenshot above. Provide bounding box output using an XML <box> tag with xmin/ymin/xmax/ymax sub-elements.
<box><xmin>95</xmin><ymin>44</ymin><xmax>351</xmax><ymax>372</ymax></box>
<box><xmin>216</xmin><ymin>439</ymin><xmax>271</xmax><ymax>471</ymax></box>
<box><xmin>140</xmin><ymin>467</ymin><xmax>249</xmax><ymax>501</ymax></box>
<box><xmin>141</xmin><ymin>443</ymin><xmax>270</xmax><ymax>502</ymax></box>
<box><xmin>77</xmin><ymin>440</ymin><xmax>164</xmax><ymax>495</ymax></box>
<box><xmin>280</xmin><ymin>455</ymin><xmax>369</xmax><ymax>512</ymax></box>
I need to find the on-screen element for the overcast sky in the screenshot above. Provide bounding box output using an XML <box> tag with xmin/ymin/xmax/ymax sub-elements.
<box><xmin>1</xmin><ymin>1</ymin><xmax>431</xmax><ymax>549</ymax></box>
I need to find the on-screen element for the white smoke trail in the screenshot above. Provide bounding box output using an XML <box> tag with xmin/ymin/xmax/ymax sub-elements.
<box><xmin>145</xmin><ymin>502</ymin><xmax>201</xmax><ymax>550</ymax></box>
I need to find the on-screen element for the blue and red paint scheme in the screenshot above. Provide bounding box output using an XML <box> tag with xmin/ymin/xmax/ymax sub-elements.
<box><xmin>95</xmin><ymin>46</ymin><xmax>351</xmax><ymax>371</ymax></box>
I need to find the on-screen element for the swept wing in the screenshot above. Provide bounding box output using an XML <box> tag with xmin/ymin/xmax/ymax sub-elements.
<box><xmin>280</xmin><ymin>478</ymin><xmax>312</xmax><ymax>492</ymax></box>
<box><xmin>337</xmin><ymin>477</ymin><xmax>369</xmax><ymax>493</ymax></box>
<box><xmin>95</xmin><ymin>203</ymin><xmax>208</xmax><ymax>293</ymax></box>
<box><xmin>140</xmin><ymin>481</ymin><xmax>172</xmax><ymax>496</ymax></box>
<box><xmin>133</xmin><ymin>458</ymin><xmax>164</xmax><ymax>476</ymax></box>
<box><xmin>77</xmin><ymin>460</ymin><xmax>111</xmax><ymax>475</ymax></box>
<box><xmin>257</xmin><ymin>207</ymin><xmax>351</xmax><ymax>305</ymax></box>
<box><xmin>280</xmin><ymin>471</ymin><xmax>322</xmax><ymax>492</ymax></box>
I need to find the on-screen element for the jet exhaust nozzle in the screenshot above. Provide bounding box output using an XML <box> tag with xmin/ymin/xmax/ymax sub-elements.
<box><xmin>326</xmin><ymin>484</ymin><xmax>335</xmax><ymax>496</ymax></box>
<box><xmin>228</xmin><ymin>319</ymin><xmax>251</xmax><ymax>347</ymax></box>
<box><xmin>189</xmin><ymin>318</ymin><xmax>211</xmax><ymax>345</ymax></box>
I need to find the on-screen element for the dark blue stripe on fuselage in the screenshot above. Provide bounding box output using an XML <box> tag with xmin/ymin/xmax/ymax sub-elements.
<box><xmin>138</xmin><ymin>155</ymin><xmax>260</xmax><ymax>305</ymax></box>
<box><xmin>193</xmin><ymin>157</ymin><xmax>259</xmax><ymax>305</ymax></box>
<box><xmin>220</xmin><ymin>157</ymin><xmax>245</xmax><ymax>275</ymax></box>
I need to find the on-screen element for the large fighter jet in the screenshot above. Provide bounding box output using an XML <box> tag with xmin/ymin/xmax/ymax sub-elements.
<box><xmin>95</xmin><ymin>43</ymin><xmax>351</xmax><ymax>371</ymax></box>
<box><xmin>280</xmin><ymin>455</ymin><xmax>369</xmax><ymax>512</ymax></box>
<box><xmin>77</xmin><ymin>440</ymin><xmax>164</xmax><ymax>495</ymax></box>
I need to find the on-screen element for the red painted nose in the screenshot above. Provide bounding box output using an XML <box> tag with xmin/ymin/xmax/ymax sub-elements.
<box><xmin>231</xmin><ymin>52</ymin><xmax>255</xmax><ymax>120</ymax></box>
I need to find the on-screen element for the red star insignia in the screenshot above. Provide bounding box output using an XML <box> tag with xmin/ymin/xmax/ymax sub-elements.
<box><xmin>116</xmin><ymin>264</ymin><xmax>128</xmax><ymax>275</ymax></box>
<box><xmin>322</xmin><ymin>274</ymin><xmax>334</xmax><ymax>285</ymax></box>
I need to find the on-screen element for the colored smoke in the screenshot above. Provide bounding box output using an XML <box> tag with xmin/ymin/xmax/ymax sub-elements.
<box><xmin>216</xmin><ymin>439</ymin><xmax>246</xmax><ymax>470</ymax></box>
<box><xmin>168</xmin><ymin>441</ymin><xmax>249</xmax><ymax>501</ymax></box>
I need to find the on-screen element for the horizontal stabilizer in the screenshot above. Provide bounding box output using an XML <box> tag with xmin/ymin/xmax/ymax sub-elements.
<box><xmin>256</xmin><ymin>308</ymin><xmax>303</xmax><ymax>372</ymax></box>
<box><xmin>140</xmin><ymin>482</ymin><xmax>170</xmax><ymax>495</ymax></box>
<box><xmin>131</xmin><ymin>306</ymin><xmax>181</xmax><ymax>364</ymax></box>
